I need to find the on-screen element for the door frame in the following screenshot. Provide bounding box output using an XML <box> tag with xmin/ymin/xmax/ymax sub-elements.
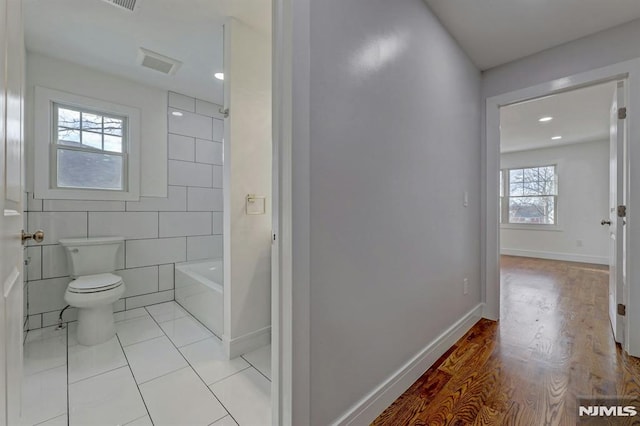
<box><xmin>483</xmin><ymin>59</ymin><xmax>640</xmax><ymax>356</ymax></box>
<box><xmin>272</xmin><ymin>0</ymin><xmax>297</xmax><ymax>424</ymax></box>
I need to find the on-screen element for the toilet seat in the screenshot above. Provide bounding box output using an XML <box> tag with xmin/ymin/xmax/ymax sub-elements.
<box><xmin>68</xmin><ymin>273</ymin><xmax>123</xmax><ymax>294</ymax></box>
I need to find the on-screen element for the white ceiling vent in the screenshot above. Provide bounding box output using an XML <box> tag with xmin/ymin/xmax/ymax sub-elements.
<box><xmin>138</xmin><ymin>48</ymin><xmax>182</xmax><ymax>75</ymax></box>
<box><xmin>100</xmin><ymin>0</ymin><xmax>137</xmax><ymax>12</ymax></box>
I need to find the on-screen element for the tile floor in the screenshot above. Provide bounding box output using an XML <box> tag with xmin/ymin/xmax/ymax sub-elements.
<box><xmin>22</xmin><ymin>302</ymin><xmax>272</xmax><ymax>426</ymax></box>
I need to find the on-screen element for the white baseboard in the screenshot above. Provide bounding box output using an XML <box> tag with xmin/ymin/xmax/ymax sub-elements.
<box><xmin>331</xmin><ymin>303</ymin><xmax>485</xmax><ymax>426</ymax></box>
<box><xmin>223</xmin><ymin>326</ymin><xmax>271</xmax><ymax>359</ymax></box>
<box><xmin>500</xmin><ymin>248</ymin><xmax>607</xmax><ymax>265</ymax></box>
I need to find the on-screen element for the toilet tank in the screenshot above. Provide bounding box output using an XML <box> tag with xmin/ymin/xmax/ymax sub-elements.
<box><xmin>58</xmin><ymin>237</ymin><xmax>124</xmax><ymax>277</ymax></box>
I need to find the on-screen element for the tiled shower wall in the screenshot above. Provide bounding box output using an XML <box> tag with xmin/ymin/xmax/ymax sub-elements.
<box><xmin>25</xmin><ymin>92</ymin><xmax>224</xmax><ymax>330</ymax></box>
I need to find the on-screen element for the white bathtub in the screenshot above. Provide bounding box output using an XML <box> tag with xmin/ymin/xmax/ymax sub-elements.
<box><xmin>175</xmin><ymin>259</ymin><xmax>223</xmax><ymax>337</ymax></box>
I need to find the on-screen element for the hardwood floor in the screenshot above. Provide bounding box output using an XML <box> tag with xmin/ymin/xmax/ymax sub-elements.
<box><xmin>372</xmin><ymin>256</ymin><xmax>640</xmax><ymax>425</ymax></box>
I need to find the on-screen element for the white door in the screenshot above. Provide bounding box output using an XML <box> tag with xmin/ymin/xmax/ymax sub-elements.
<box><xmin>606</xmin><ymin>81</ymin><xmax>626</xmax><ymax>344</ymax></box>
<box><xmin>0</xmin><ymin>0</ymin><xmax>26</xmax><ymax>424</ymax></box>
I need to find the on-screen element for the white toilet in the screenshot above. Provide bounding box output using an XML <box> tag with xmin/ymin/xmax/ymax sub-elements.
<box><xmin>59</xmin><ymin>237</ymin><xmax>126</xmax><ymax>346</ymax></box>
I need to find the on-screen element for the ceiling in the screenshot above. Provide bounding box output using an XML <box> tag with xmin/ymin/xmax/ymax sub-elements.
<box><xmin>24</xmin><ymin>0</ymin><xmax>271</xmax><ymax>105</ymax></box>
<box><xmin>500</xmin><ymin>81</ymin><xmax>616</xmax><ymax>153</ymax></box>
<box><xmin>424</xmin><ymin>0</ymin><xmax>640</xmax><ymax>70</ymax></box>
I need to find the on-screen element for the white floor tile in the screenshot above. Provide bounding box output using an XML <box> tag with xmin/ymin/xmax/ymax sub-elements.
<box><xmin>116</xmin><ymin>316</ymin><xmax>164</xmax><ymax>346</ymax></box>
<box><xmin>146</xmin><ymin>301</ymin><xmax>188</xmax><ymax>323</ymax></box>
<box><xmin>68</xmin><ymin>336</ymin><xmax>127</xmax><ymax>383</ymax></box>
<box><xmin>180</xmin><ymin>337</ymin><xmax>250</xmax><ymax>385</ymax></box>
<box><xmin>125</xmin><ymin>415</ymin><xmax>153</xmax><ymax>426</ymax></box>
<box><xmin>114</xmin><ymin>307</ymin><xmax>150</xmax><ymax>322</ymax></box>
<box><xmin>210</xmin><ymin>368</ymin><xmax>271</xmax><ymax>426</ymax></box>
<box><xmin>140</xmin><ymin>367</ymin><xmax>227</xmax><ymax>426</ymax></box>
<box><xmin>22</xmin><ymin>366</ymin><xmax>67</xmax><ymax>426</ymax></box>
<box><xmin>23</xmin><ymin>330</ymin><xmax>67</xmax><ymax>376</ymax></box>
<box><xmin>242</xmin><ymin>344</ymin><xmax>272</xmax><ymax>381</ymax></box>
<box><xmin>159</xmin><ymin>316</ymin><xmax>213</xmax><ymax>347</ymax></box>
<box><xmin>124</xmin><ymin>336</ymin><xmax>188</xmax><ymax>384</ymax></box>
<box><xmin>209</xmin><ymin>415</ymin><xmax>238</xmax><ymax>426</ymax></box>
<box><xmin>35</xmin><ymin>413</ymin><xmax>67</xmax><ymax>425</ymax></box>
<box><xmin>69</xmin><ymin>366</ymin><xmax>147</xmax><ymax>426</ymax></box>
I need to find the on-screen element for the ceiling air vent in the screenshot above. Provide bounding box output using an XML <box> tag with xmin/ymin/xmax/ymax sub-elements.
<box><xmin>100</xmin><ymin>0</ymin><xmax>137</xmax><ymax>12</ymax></box>
<box><xmin>138</xmin><ymin>48</ymin><xmax>182</xmax><ymax>75</ymax></box>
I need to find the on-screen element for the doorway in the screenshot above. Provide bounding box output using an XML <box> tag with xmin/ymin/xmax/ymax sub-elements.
<box><xmin>497</xmin><ymin>81</ymin><xmax>621</xmax><ymax>342</ymax></box>
<box><xmin>484</xmin><ymin>66</ymin><xmax>634</xmax><ymax>355</ymax></box>
<box><xmin>13</xmin><ymin>1</ymin><xmax>277</xmax><ymax>425</ymax></box>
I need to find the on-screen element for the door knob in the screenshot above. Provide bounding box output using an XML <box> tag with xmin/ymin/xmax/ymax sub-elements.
<box><xmin>601</xmin><ymin>219</ymin><xmax>612</xmax><ymax>226</ymax></box>
<box><xmin>21</xmin><ymin>230</ymin><xmax>45</xmax><ymax>245</ymax></box>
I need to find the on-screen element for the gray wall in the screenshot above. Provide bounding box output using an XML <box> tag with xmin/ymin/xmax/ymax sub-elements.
<box><xmin>291</xmin><ymin>0</ymin><xmax>482</xmax><ymax>423</ymax></box>
<box><xmin>483</xmin><ymin>18</ymin><xmax>640</xmax><ymax>98</ymax></box>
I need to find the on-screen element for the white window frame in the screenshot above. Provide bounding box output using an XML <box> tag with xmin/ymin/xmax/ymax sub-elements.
<box><xmin>34</xmin><ymin>86</ymin><xmax>141</xmax><ymax>201</ymax></box>
<box><xmin>500</xmin><ymin>164</ymin><xmax>559</xmax><ymax>230</ymax></box>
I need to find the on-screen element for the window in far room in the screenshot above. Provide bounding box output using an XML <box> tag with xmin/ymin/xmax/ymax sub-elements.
<box><xmin>500</xmin><ymin>165</ymin><xmax>557</xmax><ymax>226</ymax></box>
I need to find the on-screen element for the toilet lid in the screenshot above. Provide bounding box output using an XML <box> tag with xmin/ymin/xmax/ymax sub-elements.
<box><xmin>68</xmin><ymin>273</ymin><xmax>123</xmax><ymax>294</ymax></box>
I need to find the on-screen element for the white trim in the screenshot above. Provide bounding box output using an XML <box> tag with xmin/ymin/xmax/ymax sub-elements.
<box><xmin>484</xmin><ymin>58</ymin><xmax>639</xmax><ymax>355</ymax></box>
<box><xmin>500</xmin><ymin>248</ymin><xmax>608</xmax><ymax>265</ymax></box>
<box><xmin>272</xmin><ymin>0</ymin><xmax>292</xmax><ymax>422</ymax></box>
<box><xmin>331</xmin><ymin>304</ymin><xmax>484</xmax><ymax>426</ymax></box>
<box><xmin>34</xmin><ymin>86</ymin><xmax>141</xmax><ymax>201</ymax></box>
<box><xmin>222</xmin><ymin>326</ymin><xmax>272</xmax><ymax>359</ymax></box>
<box><xmin>273</xmin><ymin>0</ymin><xmax>309</xmax><ymax>423</ymax></box>
<box><xmin>500</xmin><ymin>224</ymin><xmax>563</xmax><ymax>232</ymax></box>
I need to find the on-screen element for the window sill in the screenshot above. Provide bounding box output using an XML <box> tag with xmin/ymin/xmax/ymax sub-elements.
<box><xmin>500</xmin><ymin>224</ymin><xmax>563</xmax><ymax>232</ymax></box>
<box><xmin>34</xmin><ymin>187</ymin><xmax>140</xmax><ymax>201</ymax></box>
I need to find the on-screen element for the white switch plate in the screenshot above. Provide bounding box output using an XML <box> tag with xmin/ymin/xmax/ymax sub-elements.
<box><xmin>463</xmin><ymin>191</ymin><xmax>469</xmax><ymax>207</ymax></box>
<box><xmin>463</xmin><ymin>278</ymin><xmax>469</xmax><ymax>295</ymax></box>
<box><xmin>246</xmin><ymin>194</ymin><xmax>266</xmax><ymax>215</ymax></box>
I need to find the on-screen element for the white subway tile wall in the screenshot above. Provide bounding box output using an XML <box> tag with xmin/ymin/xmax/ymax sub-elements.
<box><xmin>24</xmin><ymin>92</ymin><xmax>224</xmax><ymax>330</ymax></box>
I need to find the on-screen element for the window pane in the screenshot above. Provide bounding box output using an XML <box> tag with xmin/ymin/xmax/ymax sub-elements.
<box><xmin>509</xmin><ymin>169</ymin><xmax>524</xmax><ymax>183</ymax></box>
<box><xmin>509</xmin><ymin>196</ymin><xmax>555</xmax><ymax>224</ymax></box>
<box><xmin>103</xmin><ymin>117</ymin><xmax>123</xmax><ymax>136</ymax></box>
<box><xmin>541</xmin><ymin>166</ymin><xmax>557</xmax><ymax>195</ymax></box>
<box><xmin>58</xmin><ymin>108</ymin><xmax>81</xmax><ymax>129</ymax></box>
<box><xmin>57</xmin><ymin>149</ymin><xmax>123</xmax><ymax>190</ymax></box>
<box><xmin>510</xmin><ymin>182</ymin><xmax>523</xmax><ymax>196</ymax></box>
<box><xmin>104</xmin><ymin>135</ymin><xmax>122</xmax><ymax>153</ymax></box>
<box><xmin>81</xmin><ymin>112</ymin><xmax>102</xmax><ymax>132</ymax></box>
<box><xmin>58</xmin><ymin>128</ymin><xmax>81</xmax><ymax>145</ymax></box>
<box><xmin>82</xmin><ymin>131</ymin><xmax>102</xmax><ymax>150</ymax></box>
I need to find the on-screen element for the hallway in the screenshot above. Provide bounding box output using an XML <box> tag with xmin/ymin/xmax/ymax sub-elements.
<box><xmin>373</xmin><ymin>256</ymin><xmax>640</xmax><ymax>424</ymax></box>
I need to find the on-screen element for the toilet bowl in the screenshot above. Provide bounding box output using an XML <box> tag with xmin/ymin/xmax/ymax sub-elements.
<box><xmin>64</xmin><ymin>273</ymin><xmax>125</xmax><ymax>346</ymax></box>
<box><xmin>59</xmin><ymin>237</ymin><xmax>126</xmax><ymax>346</ymax></box>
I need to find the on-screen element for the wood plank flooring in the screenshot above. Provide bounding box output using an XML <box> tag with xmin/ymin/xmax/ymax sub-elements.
<box><xmin>372</xmin><ymin>256</ymin><xmax>640</xmax><ymax>425</ymax></box>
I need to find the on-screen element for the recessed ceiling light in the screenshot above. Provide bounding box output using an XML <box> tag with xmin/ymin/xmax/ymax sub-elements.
<box><xmin>214</xmin><ymin>72</ymin><xmax>224</xmax><ymax>81</ymax></box>
<box><xmin>539</xmin><ymin>116</ymin><xmax>553</xmax><ymax>122</ymax></box>
<box><xmin>171</xmin><ymin>111</ymin><xmax>183</xmax><ymax>117</ymax></box>
<box><xmin>551</xmin><ymin>136</ymin><xmax>562</xmax><ymax>140</ymax></box>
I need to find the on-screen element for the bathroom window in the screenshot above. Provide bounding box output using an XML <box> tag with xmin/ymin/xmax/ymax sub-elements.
<box><xmin>54</xmin><ymin>104</ymin><xmax>127</xmax><ymax>191</ymax></box>
<box><xmin>500</xmin><ymin>165</ymin><xmax>557</xmax><ymax>226</ymax></box>
<box><xmin>34</xmin><ymin>87</ymin><xmax>141</xmax><ymax>200</ymax></box>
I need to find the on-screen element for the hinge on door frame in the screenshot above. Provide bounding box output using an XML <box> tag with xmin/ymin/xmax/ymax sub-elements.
<box><xmin>618</xmin><ymin>107</ymin><xmax>627</xmax><ymax>120</ymax></box>
<box><xmin>618</xmin><ymin>303</ymin><xmax>626</xmax><ymax>316</ymax></box>
<box><xmin>618</xmin><ymin>205</ymin><xmax>627</xmax><ymax>218</ymax></box>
